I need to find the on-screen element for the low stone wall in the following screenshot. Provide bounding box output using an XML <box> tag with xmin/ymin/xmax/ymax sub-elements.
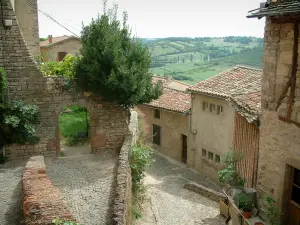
<box><xmin>184</xmin><ymin>183</ymin><xmax>226</xmax><ymax>202</ymax></box>
<box><xmin>113</xmin><ymin>110</ymin><xmax>138</xmax><ymax>225</ymax></box>
<box><xmin>23</xmin><ymin>156</ymin><xmax>76</xmax><ymax>225</ymax></box>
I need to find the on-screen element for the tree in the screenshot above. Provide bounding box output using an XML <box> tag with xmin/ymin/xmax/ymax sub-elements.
<box><xmin>74</xmin><ymin>2</ymin><xmax>162</xmax><ymax>108</ymax></box>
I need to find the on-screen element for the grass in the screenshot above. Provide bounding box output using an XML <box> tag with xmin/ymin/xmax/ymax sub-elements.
<box><xmin>59</xmin><ymin>105</ymin><xmax>89</xmax><ymax>146</ymax></box>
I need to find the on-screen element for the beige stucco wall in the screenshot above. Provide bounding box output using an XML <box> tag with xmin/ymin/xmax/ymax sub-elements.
<box><xmin>257</xmin><ymin>16</ymin><xmax>300</xmax><ymax>219</ymax></box>
<box><xmin>15</xmin><ymin>0</ymin><xmax>40</xmax><ymax>57</ymax></box>
<box><xmin>41</xmin><ymin>38</ymin><xmax>81</xmax><ymax>61</ymax></box>
<box><xmin>189</xmin><ymin>93</ymin><xmax>234</xmax><ymax>181</ymax></box>
<box><xmin>137</xmin><ymin>106</ymin><xmax>190</xmax><ymax>162</ymax></box>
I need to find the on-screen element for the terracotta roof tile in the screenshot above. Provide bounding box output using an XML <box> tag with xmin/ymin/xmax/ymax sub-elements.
<box><xmin>144</xmin><ymin>87</ymin><xmax>191</xmax><ymax>113</ymax></box>
<box><xmin>40</xmin><ymin>36</ymin><xmax>79</xmax><ymax>47</ymax></box>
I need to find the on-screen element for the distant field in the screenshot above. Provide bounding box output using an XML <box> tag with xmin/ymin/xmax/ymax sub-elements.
<box><xmin>147</xmin><ymin>37</ymin><xmax>263</xmax><ymax>84</ymax></box>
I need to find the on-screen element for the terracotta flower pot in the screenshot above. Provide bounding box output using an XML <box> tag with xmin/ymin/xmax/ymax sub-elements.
<box><xmin>242</xmin><ymin>210</ymin><xmax>253</xmax><ymax>219</ymax></box>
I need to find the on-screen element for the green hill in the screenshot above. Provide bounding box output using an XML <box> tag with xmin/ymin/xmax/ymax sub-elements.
<box><xmin>143</xmin><ymin>37</ymin><xmax>264</xmax><ymax>84</ymax></box>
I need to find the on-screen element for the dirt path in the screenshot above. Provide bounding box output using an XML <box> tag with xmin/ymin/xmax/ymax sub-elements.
<box><xmin>136</xmin><ymin>151</ymin><xmax>225</xmax><ymax>225</ymax></box>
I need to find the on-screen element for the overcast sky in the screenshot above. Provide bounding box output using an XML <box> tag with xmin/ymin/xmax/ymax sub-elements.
<box><xmin>37</xmin><ymin>0</ymin><xmax>265</xmax><ymax>38</ymax></box>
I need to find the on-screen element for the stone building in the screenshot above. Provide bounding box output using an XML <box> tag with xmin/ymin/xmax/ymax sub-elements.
<box><xmin>187</xmin><ymin>66</ymin><xmax>262</xmax><ymax>183</ymax></box>
<box><xmin>248</xmin><ymin>1</ymin><xmax>300</xmax><ymax>224</ymax></box>
<box><xmin>1</xmin><ymin>0</ymin><xmax>129</xmax><ymax>158</ymax></box>
<box><xmin>137</xmin><ymin>76</ymin><xmax>191</xmax><ymax>163</ymax></box>
<box><xmin>40</xmin><ymin>35</ymin><xmax>81</xmax><ymax>61</ymax></box>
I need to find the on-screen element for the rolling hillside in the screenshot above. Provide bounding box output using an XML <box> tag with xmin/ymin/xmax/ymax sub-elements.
<box><xmin>143</xmin><ymin>37</ymin><xmax>264</xmax><ymax>84</ymax></box>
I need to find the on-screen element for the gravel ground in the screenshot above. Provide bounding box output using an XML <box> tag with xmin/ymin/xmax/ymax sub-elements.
<box><xmin>45</xmin><ymin>151</ymin><xmax>118</xmax><ymax>225</ymax></box>
<box><xmin>0</xmin><ymin>160</ymin><xmax>26</xmax><ymax>225</ymax></box>
<box><xmin>136</xmin><ymin>151</ymin><xmax>224</xmax><ymax>225</ymax></box>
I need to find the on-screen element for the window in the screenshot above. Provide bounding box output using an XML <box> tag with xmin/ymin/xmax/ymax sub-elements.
<box><xmin>215</xmin><ymin>154</ymin><xmax>221</xmax><ymax>163</ymax></box>
<box><xmin>209</xmin><ymin>103</ymin><xmax>216</xmax><ymax>112</ymax></box>
<box><xmin>202</xmin><ymin>149</ymin><xmax>207</xmax><ymax>157</ymax></box>
<box><xmin>291</xmin><ymin>168</ymin><xmax>300</xmax><ymax>205</ymax></box>
<box><xmin>154</xmin><ymin>109</ymin><xmax>160</xmax><ymax>119</ymax></box>
<box><xmin>152</xmin><ymin>124</ymin><xmax>161</xmax><ymax>145</ymax></box>
<box><xmin>202</xmin><ymin>101</ymin><xmax>208</xmax><ymax>111</ymax></box>
<box><xmin>217</xmin><ymin>105</ymin><xmax>223</xmax><ymax>115</ymax></box>
<box><xmin>58</xmin><ymin>52</ymin><xmax>67</xmax><ymax>61</ymax></box>
<box><xmin>208</xmin><ymin>152</ymin><xmax>214</xmax><ymax>160</ymax></box>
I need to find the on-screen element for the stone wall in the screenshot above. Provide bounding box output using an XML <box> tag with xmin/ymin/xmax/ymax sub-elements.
<box><xmin>1</xmin><ymin>0</ymin><xmax>129</xmax><ymax>159</ymax></box>
<box><xmin>23</xmin><ymin>156</ymin><xmax>76</xmax><ymax>224</ymax></box>
<box><xmin>113</xmin><ymin>110</ymin><xmax>138</xmax><ymax>225</ymax></box>
<box><xmin>232</xmin><ymin>112</ymin><xmax>260</xmax><ymax>188</ymax></box>
<box><xmin>258</xmin><ymin>15</ymin><xmax>300</xmax><ymax>218</ymax></box>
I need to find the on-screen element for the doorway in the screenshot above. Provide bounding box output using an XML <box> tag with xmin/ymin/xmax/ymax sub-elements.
<box><xmin>181</xmin><ymin>134</ymin><xmax>187</xmax><ymax>164</ymax></box>
<box><xmin>58</xmin><ymin>105</ymin><xmax>91</xmax><ymax>156</ymax></box>
<box><xmin>287</xmin><ymin>167</ymin><xmax>300</xmax><ymax>225</ymax></box>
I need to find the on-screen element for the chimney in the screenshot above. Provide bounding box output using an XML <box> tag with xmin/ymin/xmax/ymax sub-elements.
<box><xmin>48</xmin><ymin>35</ymin><xmax>53</xmax><ymax>44</ymax></box>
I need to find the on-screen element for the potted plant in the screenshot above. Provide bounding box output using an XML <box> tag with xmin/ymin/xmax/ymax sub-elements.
<box><xmin>235</xmin><ymin>193</ymin><xmax>253</xmax><ymax>219</ymax></box>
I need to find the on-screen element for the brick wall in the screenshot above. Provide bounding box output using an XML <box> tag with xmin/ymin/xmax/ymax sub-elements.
<box><xmin>23</xmin><ymin>156</ymin><xmax>77</xmax><ymax>224</ymax></box>
<box><xmin>0</xmin><ymin>0</ymin><xmax>129</xmax><ymax>159</ymax></box>
<box><xmin>258</xmin><ymin>15</ymin><xmax>300</xmax><ymax>217</ymax></box>
<box><xmin>232</xmin><ymin>112</ymin><xmax>259</xmax><ymax>188</ymax></box>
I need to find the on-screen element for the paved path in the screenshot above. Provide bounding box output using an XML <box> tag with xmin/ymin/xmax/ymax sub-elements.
<box><xmin>45</xmin><ymin>151</ymin><xmax>117</xmax><ymax>225</ymax></box>
<box><xmin>0</xmin><ymin>160</ymin><xmax>25</xmax><ymax>225</ymax></box>
<box><xmin>136</xmin><ymin>151</ymin><xmax>224</xmax><ymax>225</ymax></box>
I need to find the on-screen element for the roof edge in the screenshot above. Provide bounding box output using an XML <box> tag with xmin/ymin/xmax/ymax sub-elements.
<box><xmin>141</xmin><ymin>104</ymin><xmax>190</xmax><ymax>115</ymax></box>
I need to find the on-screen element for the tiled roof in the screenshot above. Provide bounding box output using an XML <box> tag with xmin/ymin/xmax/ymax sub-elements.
<box><xmin>152</xmin><ymin>75</ymin><xmax>189</xmax><ymax>91</ymax></box>
<box><xmin>40</xmin><ymin>36</ymin><xmax>80</xmax><ymax>47</ymax></box>
<box><xmin>144</xmin><ymin>87</ymin><xmax>191</xmax><ymax>114</ymax></box>
<box><xmin>188</xmin><ymin>66</ymin><xmax>262</xmax><ymax>98</ymax></box>
<box><xmin>247</xmin><ymin>0</ymin><xmax>300</xmax><ymax>18</ymax></box>
<box><xmin>188</xmin><ymin>66</ymin><xmax>262</xmax><ymax>121</ymax></box>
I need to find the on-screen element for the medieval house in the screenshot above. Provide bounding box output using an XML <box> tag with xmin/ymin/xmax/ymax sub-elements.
<box><xmin>40</xmin><ymin>35</ymin><xmax>81</xmax><ymax>61</ymax></box>
<box><xmin>137</xmin><ymin>76</ymin><xmax>191</xmax><ymax>163</ymax></box>
<box><xmin>248</xmin><ymin>1</ymin><xmax>300</xmax><ymax>224</ymax></box>
<box><xmin>187</xmin><ymin>66</ymin><xmax>262</xmax><ymax>184</ymax></box>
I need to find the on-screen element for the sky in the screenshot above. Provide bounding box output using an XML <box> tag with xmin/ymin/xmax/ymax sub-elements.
<box><xmin>37</xmin><ymin>0</ymin><xmax>266</xmax><ymax>39</ymax></box>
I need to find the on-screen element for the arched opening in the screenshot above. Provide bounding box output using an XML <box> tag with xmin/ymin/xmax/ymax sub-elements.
<box><xmin>58</xmin><ymin>105</ymin><xmax>91</xmax><ymax>156</ymax></box>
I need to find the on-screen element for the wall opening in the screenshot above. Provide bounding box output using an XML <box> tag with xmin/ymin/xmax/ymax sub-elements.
<box><xmin>59</xmin><ymin>105</ymin><xmax>91</xmax><ymax>156</ymax></box>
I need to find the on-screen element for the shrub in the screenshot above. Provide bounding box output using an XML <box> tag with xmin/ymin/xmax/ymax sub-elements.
<box><xmin>52</xmin><ymin>219</ymin><xmax>81</xmax><ymax>225</ymax></box>
<box><xmin>74</xmin><ymin>2</ymin><xmax>162</xmax><ymax>108</ymax></box>
<box><xmin>265</xmin><ymin>196</ymin><xmax>281</xmax><ymax>225</ymax></box>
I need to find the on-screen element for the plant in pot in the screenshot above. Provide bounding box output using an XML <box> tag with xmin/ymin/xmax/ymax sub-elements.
<box><xmin>235</xmin><ymin>193</ymin><xmax>254</xmax><ymax>219</ymax></box>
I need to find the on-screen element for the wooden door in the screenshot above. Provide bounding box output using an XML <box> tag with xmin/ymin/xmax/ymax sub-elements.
<box><xmin>287</xmin><ymin>167</ymin><xmax>300</xmax><ymax>225</ymax></box>
<box><xmin>181</xmin><ymin>134</ymin><xmax>187</xmax><ymax>164</ymax></box>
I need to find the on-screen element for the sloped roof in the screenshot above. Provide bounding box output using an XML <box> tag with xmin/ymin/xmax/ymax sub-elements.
<box><xmin>188</xmin><ymin>66</ymin><xmax>262</xmax><ymax>123</ymax></box>
<box><xmin>152</xmin><ymin>75</ymin><xmax>189</xmax><ymax>91</ymax></box>
<box><xmin>40</xmin><ymin>36</ymin><xmax>80</xmax><ymax>47</ymax></box>
<box><xmin>247</xmin><ymin>0</ymin><xmax>300</xmax><ymax>18</ymax></box>
<box><xmin>143</xmin><ymin>87</ymin><xmax>191</xmax><ymax>114</ymax></box>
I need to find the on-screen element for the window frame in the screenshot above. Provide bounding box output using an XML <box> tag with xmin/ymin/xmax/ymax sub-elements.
<box><xmin>154</xmin><ymin>109</ymin><xmax>161</xmax><ymax>119</ymax></box>
<box><xmin>217</xmin><ymin>105</ymin><xmax>224</xmax><ymax>115</ymax></box>
<box><xmin>202</xmin><ymin>101</ymin><xmax>209</xmax><ymax>111</ymax></box>
<box><xmin>208</xmin><ymin>151</ymin><xmax>214</xmax><ymax>160</ymax></box>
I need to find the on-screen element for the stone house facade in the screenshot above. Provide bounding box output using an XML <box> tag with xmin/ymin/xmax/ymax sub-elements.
<box><xmin>137</xmin><ymin>76</ymin><xmax>191</xmax><ymax>163</ymax></box>
<box><xmin>1</xmin><ymin>0</ymin><xmax>129</xmax><ymax>159</ymax></box>
<box><xmin>40</xmin><ymin>35</ymin><xmax>81</xmax><ymax>61</ymax></box>
<box><xmin>248</xmin><ymin>1</ymin><xmax>300</xmax><ymax>223</ymax></box>
<box><xmin>187</xmin><ymin>66</ymin><xmax>262</xmax><ymax>184</ymax></box>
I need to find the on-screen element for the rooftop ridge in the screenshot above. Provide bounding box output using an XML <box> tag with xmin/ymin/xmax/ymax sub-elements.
<box><xmin>235</xmin><ymin>65</ymin><xmax>263</xmax><ymax>71</ymax></box>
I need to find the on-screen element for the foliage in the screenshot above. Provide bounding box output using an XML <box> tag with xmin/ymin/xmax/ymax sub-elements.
<box><xmin>40</xmin><ymin>54</ymin><xmax>78</xmax><ymax>78</ymax></box>
<box><xmin>74</xmin><ymin>3</ymin><xmax>162</xmax><ymax>108</ymax></box>
<box><xmin>218</xmin><ymin>149</ymin><xmax>245</xmax><ymax>187</ymax></box>
<box><xmin>172</xmin><ymin>74</ymin><xmax>193</xmax><ymax>81</ymax></box>
<box><xmin>130</xmin><ymin>117</ymin><xmax>153</xmax><ymax>220</ymax></box>
<box><xmin>40</xmin><ymin>37</ymin><xmax>48</xmax><ymax>41</ymax></box>
<box><xmin>0</xmin><ymin>67</ymin><xmax>7</xmax><ymax>95</ymax></box>
<box><xmin>235</xmin><ymin>193</ymin><xmax>253</xmax><ymax>211</ymax></box>
<box><xmin>59</xmin><ymin>106</ymin><xmax>89</xmax><ymax>146</ymax></box>
<box><xmin>265</xmin><ymin>196</ymin><xmax>281</xmax><ymax>225</ymax></box>
<box><xmin>0</xmin><ymin>67</ymin><xmax>40</xmax><ymax>163</ymax></box>
<box><xmin>52</xmin><ymin>219</ymin><xmax>81</xmax><ymax>225</ymax></box>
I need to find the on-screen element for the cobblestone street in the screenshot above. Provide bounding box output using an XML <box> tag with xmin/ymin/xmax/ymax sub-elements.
<box><xmin>0</xmin><ymin>160</ymin><xmax>25</xmax><ymax>225</ymax></box>
<box><xmin>45</xmin><ymin>151</ymin><xmax>118</xmax><ymax>225</ymax></box>
<box><xmin>136</xmin><ymin>151</ymin><xmax>224</xmax><ymax>225</ymax></box>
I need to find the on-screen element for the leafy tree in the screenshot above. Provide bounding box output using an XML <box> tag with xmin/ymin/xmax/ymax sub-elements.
<box><xmin>74</xmin><ymin>3</ymin><xmax>162</xmax><ymax>107</ymax></box>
